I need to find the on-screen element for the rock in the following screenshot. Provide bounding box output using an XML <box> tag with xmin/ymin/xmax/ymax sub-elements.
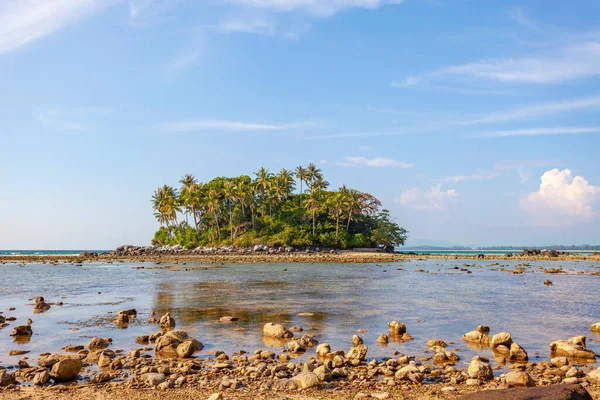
<box><xmin>588</xmin><ymin>367</ymin><xmax>600</xmax><ymax>383</ymax></box>
<box><xmin>8</xmin><ymin>349</ymin><xmax>29</xmax><ymax>356</ymax></box>
<box><xmin>219</xmin><ymin>316</ymin><xmax>238</xmax><ymax>323</ymax></box>
<box><xmin>291</xmin><ymin>371</ymin><xmax>319</xmax><ymax>389</ymax></box>
<box><xmin>263</xmin><ymin>322</ymin><xmax>293</xmax><ymax>339</ymax></box>
<box><xmin>427</xmin><ymin>339</ymin><xmax>447</xmax><ymax>348</ymax></box>
<box><xmin>0</xmin><ymin>370</ymin><xmax>16</xmax><ymax>386</ymax></box>
<box><xmin>550</xmin><ymin>336</ymin><xmax>596</xmax><ymax>359</ymax></box>
<box><xmin>208</xmin><ymin>394</ymin><xmax>224</xmax><ymax>400</ymax></box>
<box><xmin>463</xmin><ymin>326</ymin><xmax>491</xmax><ymax>345</ymax></box>
<box><xmin>505</xmin><ymin>370</ymin><xmax>535</xmax><ymax>387</ymax></box>
<box><xmin>388</xmin><ymin>320</ymin><xmax>406</xmax><ymax>335</ymax></box>
<box><xmin>33</xmin><ymin>370</ymin><xmax>50</xmax><ymax>385</ymax></box>
<box><xmin>88</xmin><ymin>337</ymin><xmax>111</xmax><ymax>350</ymax></box>
<box><xmin>155</xmin><ymin>330</ymin><xmax>203</xmax><ymax>357</ymax></box>
<box><xmin>115</xmin><ymin>313</ymin><xmax>129</xmax><ymax>326</ymax></box>
<box><xmin>346</xmin><ymin>344</ymin><xmax>368</xmax><ymax>361</ymax></box>
<box><xmin>395</xmin><ymin>363</ymin><xmax>424</xmax><ymax>383</ymax></box>
<box><xmin>377</xmin><ymin>334</ymin><xmax>389</xmax><ymax>344</ymax></box>
<box><xmin>509</xmin><ymin>342</ymin><xmax>529</xmax><ymax>361</ymax></box>
<box><xmin>316</xmin><ymin>343</ymin><xmax>331</xmax><ymax>357</ymax></box>
<box><xmin>34</xmin><ymin>296</ymin><xmax>51</xmax><ymax>313</ymax></box>
<box><xmin>91</xmin><ymin>372</ymin><xmax>113</xmax><ymax>384</ymax></box>
<box><xmin>591</xmin><ymin>322</ymin><xmax>600</xmax><ymax>333</ymax></box>
<box><xmin>118</xmin><ymin>309</ymin><xmax>137</xmax><ymax>317</ymax></box>
<box><xmin>177</xmin><ymin>340</ymin><xmax>197</xmax><ymax>358</ymax></box>
<box><xmin>38</xmin><ymin>353</ymin><xmax>83</xmax><ymax>367</ymax></box>
<box><xmin>491</xmin><ymin>332</ymin><xmax>513</xmax><ymax>349</ymax></box>
<box><xmin>313</xmin><ymin>365</ymin><xmax>332</xmax><ymax>382</ymax></box>
<box><xmin>10</xmin><ymin>325</ymin><xmax>32</xmax><ymax>336</ymax></box>
<box><xmin>136</xmin><ymin>335</ymin><xmax>149</xmax><ymax>344</ymax></box>
<box><xmin>468</xmin><ymin>356</ymin><xmax>493</xmax><ymax>380</ymax></box>
<box><xmin>287</xmin><ymin>340</ymin><xmax>306</xmax><ymax>353</ymax></box>
<box><xmin>456</xmin><ymin>384</ymin><xmax>593</xmax><ymax>400</ymax></box>
<box><xmin>50</xmin><ymin>358</ymin><xmax>83</xmax><ymax>382</ymax></box>
<box><xmin>552</xmin><ymin>357</ymin><xmax>569</xmax><ymax>367</ymax></box>
<box><xmin>430</xmin><ymin>346</ymin><xmax>460</xmax><ymax>364</ymax></box>
<box><xmin>352</xmin><ymin>335</ymin><xmax>364</xmax><ymax>346</ymax></box>
<box><xmin>159</xmin><ymin>313</ymin><xmax>176</xmax><ymax>330</ymax></box>
<box><xmin>141</xmin><ymin>372</ymin><xmax>166</xmax><ymax>386</ymax></box>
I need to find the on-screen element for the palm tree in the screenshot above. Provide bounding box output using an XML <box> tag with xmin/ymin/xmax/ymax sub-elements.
<box><xmin>224</xmin><ymin>180</ymin><xmax>236</xmax><ymax>242</ymax></box>
<box><xmin>344</xmin><ymin>188</ymin><xmax>362</xmax><ymax>232</ymax></box>
<box><xmin>206</xmin><ymin>189</ymin><xmax>221</xmax><ymax>242</ymax></box>
<box><xmin>152</xmin><ymin>185</ymin><xmax>180</xmax><ymax>229</ymax></box>
<box><xmin>305</xmin><ymin>163</ymin><xmax>322</xmax><ymax>191</ymax></box>
<box><xmin>328</xmin><ymin>192</ymin><xmax>346</xmax><ymax>242</ymax></box>
<box><xmin>179</xmin><ymin>174</ymin><xmax>198</xmax><ymax>224</ymax></box>
<box><xmin>304</xmin><ymin>192</ymin><xmax>321</xmax><ymax>237</ymax></box>
<box><xmin>278</xmin><ymin>168</ymin><xmax>295</xmax><ymax>199</ymax></box>
<box><xmin>294</xmin><ymin>165</ymin><xmax>306</xmax><ymax>206</ymax></box>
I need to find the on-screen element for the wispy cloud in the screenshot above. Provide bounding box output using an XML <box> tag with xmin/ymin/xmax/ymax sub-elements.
<box><xmin>440</xmin><ymin>160</ymin><xmax>558</xmax><ymax>183</ymax></box>
<box><xmin>336</xmin><ymin>156</ymin><xmax>413</xmax><ymax>168</ymax></box>
<box><xmin>0</xmin><ymin>0</ymin><xmax>112</xmax><ymax>54</ymax></box>
<box><xmin>460</xmin><ymin>96</ymin><xmax>600</xmax><ymax>126</ymax></box>
<box><xmin>304</xmin><ymin>131</ymin><xmax>407</xmax><ymax>139</ymax></box>
<box><xmin>510</xmin><ymin>8</ymin><xmax>544</xmax><ymax>33</ymax></box>
<box><xmin>393</xmin><ymin>41</ymin><xmax>600</xmax><ymax>87</ymax></box>
<box><xmin>478</xmin><ymin>127</ymin><xmax>600</xmax><ymax>138</ymax></box>
<box><xmin>223</xmin><ymin>0</ymin><xmax>405</xmax><ymax>18</ymax></box>
<box><xmin>164</xmin><ymin>119</ymin><xmax>319</xmax><ymax>133</ymax></box>
<box><xmin>35</xmin><ymin>106</ymin><xmax>114</xmax><ymax>133</ymax></box>
<box><xmin>165</xmin><ymin>51</ymin><xmax>200</xmax><ymax>71</ymax></box>
<box><xmin>219</xmin><ymin>15</ymin><xmax>277</xmax><ymax>35</ymax></box>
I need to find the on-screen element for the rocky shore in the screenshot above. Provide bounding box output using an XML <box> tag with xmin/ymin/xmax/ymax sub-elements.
<box><xmin>1</xmin><ymin>244</ymin><xmax>599</xmax><ymax>264</ymax></box>
<box><xmin>1</xmin><ymin>307</ymin><xmax>600</xmax><ymax>399</ymax></box>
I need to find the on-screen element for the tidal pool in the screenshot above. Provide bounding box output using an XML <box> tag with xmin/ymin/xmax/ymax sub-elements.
<box><xmin>1</xmin><ymin>259</ymin><xmax>599</xmax><ymax>372</ymax></box>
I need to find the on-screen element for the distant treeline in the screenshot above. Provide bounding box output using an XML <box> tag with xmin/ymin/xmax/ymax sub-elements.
<box><xmin>404</xmin><ymin>245</ymin><xmax>600</xmax><ymax>251</ymax></box>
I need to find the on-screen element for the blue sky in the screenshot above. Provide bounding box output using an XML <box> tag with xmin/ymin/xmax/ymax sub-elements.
<box><xmin>1</xmin><ymin>0</ymin><xmax>599</xmax><ymax>249</ymax></box>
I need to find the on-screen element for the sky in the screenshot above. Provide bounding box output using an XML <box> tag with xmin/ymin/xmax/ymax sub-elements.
<box><xmin>1</xmin><ymin>0</ymin><xmax>599</xmax><ymax>249</ymax></box>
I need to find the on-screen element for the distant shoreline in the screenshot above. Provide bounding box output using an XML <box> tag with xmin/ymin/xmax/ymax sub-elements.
<box><xmin>1</xmin><ymin>251</ymin><xmax>599</xmax><ymax>263</ymax></box>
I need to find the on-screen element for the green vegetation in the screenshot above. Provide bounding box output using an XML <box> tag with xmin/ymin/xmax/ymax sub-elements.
<box><xmin>151</xmin><ymin>164</ymin><xmax>408</xmax><ymax>250</ymax></box>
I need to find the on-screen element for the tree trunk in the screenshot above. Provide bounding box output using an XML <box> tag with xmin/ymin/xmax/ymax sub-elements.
<box><xmin>214</xmin><ymin>213</ymin><xmax>221</xmax><ymax>242</ymax></box>
<box><xmin>312</xmin><ymin>209</ymin><xmax>316</xmax><ymax>236</ymax></box>
<box><xmin>347</xmin><ymin>216</ymin><xmax>351</xmax><ymax>232</ymax></box>
<box><xmin>299</xmin><ymin>181</ymin><xmax>303</xmax><ymax>207</ymax></box>
<box><xmin>229</xmin><ymin>203</ymin><xmax>233</xmax><ymax>242</ymax></box>
<box><xmin>251</xmin><ymin>207</ymin><xmax>255</xmax><ymax>229</ymax></box>
<box><xmin>336</xmin><ymin>215</ymin><xmax>339</xmax><ymax>241</ymax></box>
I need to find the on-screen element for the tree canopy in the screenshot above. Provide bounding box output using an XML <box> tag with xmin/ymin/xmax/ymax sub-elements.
<box><xmin>151</xmin><ymin>164</ymin><xmax>408</xmax><ymax>250</ymax></box>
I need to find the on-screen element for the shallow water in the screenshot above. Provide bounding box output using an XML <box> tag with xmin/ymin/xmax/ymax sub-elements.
<box><xmin>1</xmin><ymin>259</ymin><xmax>599</xmax><ymax>372</ymax></box>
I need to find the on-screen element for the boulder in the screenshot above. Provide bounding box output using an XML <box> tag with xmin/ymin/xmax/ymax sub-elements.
<box><xmin>430</xmin><ymin>346</ymin><xmax>460</xmax><ymax>364</ymax></box>
<box><xmin>550</xmin><ymin>336</ymin><xmax>596</xmax><ymax>359</ymax></box>
<box><xmin>88</xmin><ymin>337</ymin><xmax>111</xmax><ymax>350</ymax></box>
<box><xmin>463</xmin><ymin>325</ymin><xmax>491</xmax><ymax>345</ymax></box>
<box><xmin>10</xmin><ymin>325</ymin><xmax>32</xmax><ymax>337</ymax></box>
<box><xmin>38</xmin><ymin>353</ymin><xmax>83</xmax><ymax>367</ymax></box>
<box><xmin>395</xmin><ymin>363</ymin><xmax>424</xmax><ymax>383</ymax></box>
<box><xmin>346</xmin><ymin>344</ymin><xmax>368</xmax><ymax>361</ymax></box>
<box><xmin>588</xmin><ymin>367</ymin><xmax>600</xmax><ymax>383</ymax></box>
<box><xmin>91</xmin><ymin>372</ymin><xmax>114</xmax><ymax>384</ymax></box>
<box><xmin>316</xmin><ymin>343</ymin><xmax>331</xmax><ymax>357</ymax></box>
<box><xmin>141</xmin><ymin>372</ymin><xmax>166</xmax><ymax>386</ymax></box>
<box><xmin>34</xmin><ymin>296</ymin><xmax>51</xmax><ymax>313</ymax></box>
<box><xmin>505</xmin><ymin>370</ymin><xmax>535</xmax><ymax>387</ymax></box>
<box><xmin>155</xmin><ymin>330</ymin><xmax>203</xmax><ymax>357</ymax></box>
<box><xmin>291</xmin><ymin>371</ymin><xmax>319</xmax><ymax>389</ymax></box>
<box><xmin>33</xmin><ymin>370</ymin><xmax>50</xmax><ymax>385</ymax></box>
<box><xmin>263</xmin><ymin>322</ymin><xmax>293</xmax><ymax>339</ymax></box>
<box><xmin>467</xmin><ymin>356</ymin><xmax>493</xmax><ymax>380</ymax></box>
<box><xmin>0</xmin><ymin>370</ymin><xmax>16</xmax><ymax>386</ymax></box>
<box><xmin>287</xmin><ymin>340</ymin><xmax>306</xmax><ymax>353</ymax></box>
<box><xmin>456</xmin><ymin>384</ymin><xmax>592</xmax><ymax>400</ymax></box>
<box><xmin>50</xmin><ymin>358</ymin><xmax>83</xmax><ymax>382</ymax></box>
<box><xmin>509</xmin><ymin>342</ymin><xmax>529</xmax><ymax>361</ymax></box>
<box><xmin>427</xmin><ymin>339</ymin><xmax>447</xmax><ymax>348</ymax></box>
<box><xmin>491</xmin><ymin>332</ymin><xmax>513</xmax><ymax>349</ymax></box>
<box><xmin>118</xmin><ymin>309</ymin><xmax>137</xmax><ymax>317</ymax></box>
<box><xmin>377</xmin><ymin>334</ymin><xmax>389</xmax><ymax>344</ymax></box>
<box><xmin>388</xmin><ymin>320</ymin><xmax>406</xmax><ymax>335</ymax></box>
<box><xmin>159</xmin><ymin>313</ymin><xmax>176</xmax><ymax>330</ymax></box>
<box><xmin>591</xmin><ymin>322</ymin><xmax>600</xmax><ymax>333</ymax></box>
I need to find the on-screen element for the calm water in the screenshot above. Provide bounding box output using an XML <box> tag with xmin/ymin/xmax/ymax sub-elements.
<box><xmin>1</xmin><ymin>259</ymin><xmax>599</xmax><ymax>373</ymax></box>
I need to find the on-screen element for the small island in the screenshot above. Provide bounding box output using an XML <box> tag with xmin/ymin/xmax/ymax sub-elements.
<box><xmin>151</xmin><ymin>163</ymin><xmax>408</xmax><ymax>251</ymax></box>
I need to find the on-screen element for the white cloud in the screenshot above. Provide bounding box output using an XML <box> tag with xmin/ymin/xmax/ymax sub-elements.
<box><xmin>398</xmin><ymin>184</ymin><xmax>458</xmax><ymax>211</ymax></box>
<box><xmin>393</xmin><ymin>41</ymin><xmax>600</xmax><ymax>87</ymax></box>
<box><xmin>521</xmin><ymin>169</ymin><xmax>600</xmax><ymax>219</ymax></box>
<box><xmin>510</xmin><ymin>8</ymin><xmax>543</xmax><ymax>33</ymax></box>
<box><xmin>0</xmin><ymin>0</ymin><xmax>112</xmax><ymax>54</ymax></box>
<box><xmin>163</xmin><ymin>119</ymin><xmax>319</xmax><ymax>133</ymax></box>
<box><xmin>336</xmin><ymin>156</ymin><xmax>413</xmax><ymax>168</ymax></box>
<box><xmin>477</xmin><ymin>127</ymin><xmax>600</xmax><ymax>138</ymax></box>
<box><xmin>223</xmin><ymin>0</ymin><xmax>404</xmax><ymax>17</ymax></box>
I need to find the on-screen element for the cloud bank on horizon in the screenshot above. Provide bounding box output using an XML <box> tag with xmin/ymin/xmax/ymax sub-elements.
<box><xmin>0</xmin><ymin>0</ymin><xmax>599</xmax><ymax>248</ymax></box>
